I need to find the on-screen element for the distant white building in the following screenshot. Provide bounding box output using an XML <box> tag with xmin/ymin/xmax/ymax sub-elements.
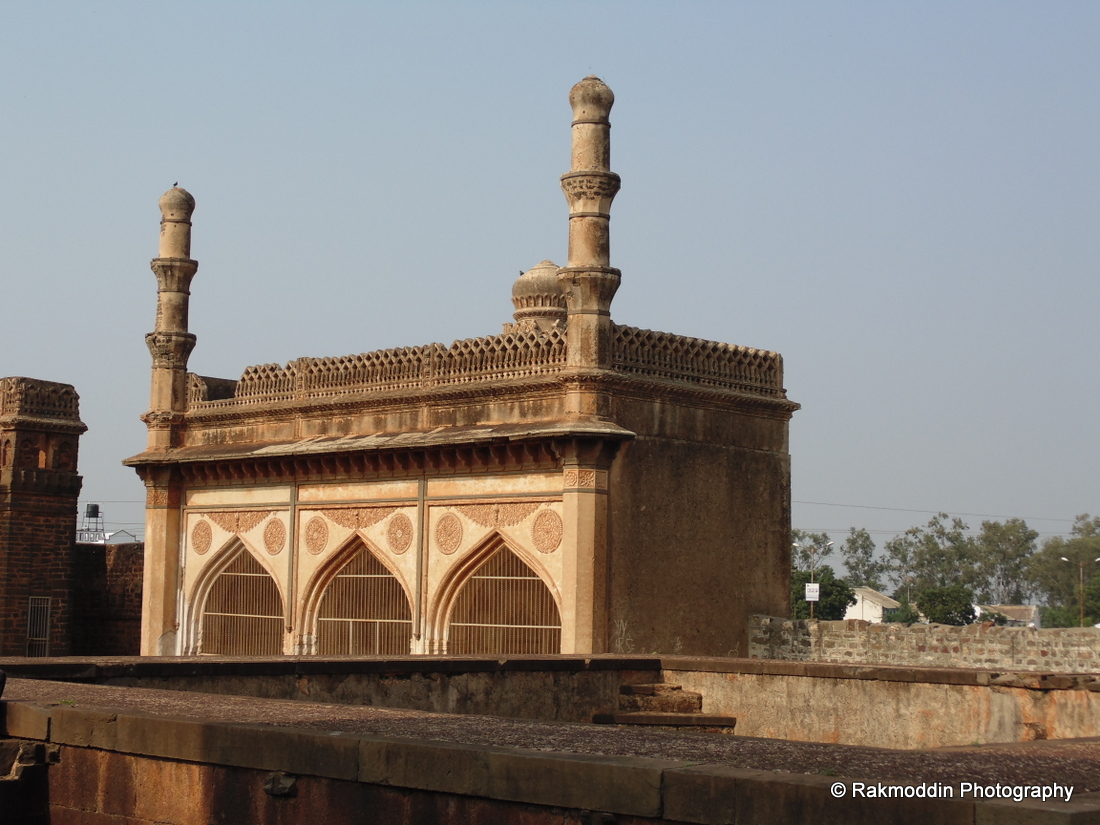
<box><xmin>844</xmin><ymin>587</ymin><xmax>901</xmax><ymax>623</ymax></box>
<box><xmin>975</xmin><ymin>604</ymin><xmax>1041</xmax><ymax>628</ymax></box>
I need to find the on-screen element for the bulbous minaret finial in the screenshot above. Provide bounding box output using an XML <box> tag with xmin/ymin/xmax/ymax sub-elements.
<box><xmin>558</xmin><ymin>76</ymin><xmax>621</xmax><ymax>370</ymax></box>
<box><xmin>158</xmin><ymin>186</ymin><xmax>196</xmax><ymax>258</ymax></box>
<box><xmin>143</xmin><ymin>186</ymin><xmax>199</xmax><ymax>448</ymax></box>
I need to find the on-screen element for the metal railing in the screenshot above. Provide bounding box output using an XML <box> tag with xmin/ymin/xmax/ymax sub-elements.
<box><xmin>448</xmin><ymin>549</ymin><xmax>561</xmax><ymax>654</ymax></box>
<box><xmin>316</xmin><ymin>546</ymin><xmax>413</xmax><ymax>655</ymax></box>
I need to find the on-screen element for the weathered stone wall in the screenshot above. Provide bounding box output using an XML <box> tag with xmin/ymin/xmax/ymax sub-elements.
<box><xmin>71</xmin><ymin>543</ymin><xmax>144</xmax><ymax>656</ymax></box>
<box><xmin>750</xmin><ymin>615</ymin><xmax>1100</xmax><ymax>673</ymax></box>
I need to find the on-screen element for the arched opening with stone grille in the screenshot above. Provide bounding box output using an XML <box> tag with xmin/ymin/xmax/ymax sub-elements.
<box><xmin>315</xmin><ymin>543</ymin><xmax>413</xmax><ymax>655</ymax></box>
<box><xmin>199</xmin><ymin>549</ymin><xmax>284</xmax><ymax>655</ymax></box>
<box><xmin>445</xmin><ymin>543</ymin><xmax>561</xmax><ymax>655</ymax></box>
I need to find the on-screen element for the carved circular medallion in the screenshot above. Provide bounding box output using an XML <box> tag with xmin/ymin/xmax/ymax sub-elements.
<box><xmin>387</xmin><ymin>513</ymin><xmax>414</xmax><ymax>555</ymax></box>
<box><xmin>305</xmin><ymin>516</ymin><xmax>329</xmax><ymax>555</ymax></box>
<box><xmin>532</xmin><ymin>510</ymin><xmax>563</xmax><ymax>554</ymax></box>
<box><xmin>435</xmin><ymin>513</ymin><xmax>463</xmax><ymax>555</ymax></box>
<box><xmin>191</xmin><ymin>520</ymin><xmax>212</xmax><ymax>555</ymax></box>
<box><xmin>263</xmin><ymin>519</ymin><xmax>286</xmax><ymax>555</ymax></box>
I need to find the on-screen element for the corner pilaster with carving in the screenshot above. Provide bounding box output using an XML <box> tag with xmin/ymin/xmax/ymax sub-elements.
<box><xmin>554</xmin><ymin>435</ymin><xmax>621</xmax><ymax>653</ymax></box>
<box><xmin>558</xmin><ymin>76</ymin><xmax>621</xmax><ymax>374</ymax></box>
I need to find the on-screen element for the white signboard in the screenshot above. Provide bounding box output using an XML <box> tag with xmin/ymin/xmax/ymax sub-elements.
<box><xmin>805</xmin><ymin>582</ymin><xmax>820</xmax><ymax>602</ymax></box>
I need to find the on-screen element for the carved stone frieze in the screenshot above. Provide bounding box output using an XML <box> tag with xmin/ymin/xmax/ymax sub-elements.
<box><xmin>454</xmin><ymin>502</ymin><xmax>540</xmax><ymax>528</ymax></box>
<box><xmin>208</xmin><ymin>510</ymin><xmax>274</xmax><ymax>533</ymax></box>
<box><xmin>321</xmin><ymin>507</ymin><xmax>397</xmax><ymax>531</ymax></box>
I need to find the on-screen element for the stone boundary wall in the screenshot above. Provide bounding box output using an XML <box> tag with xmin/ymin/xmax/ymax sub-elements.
<box><xmin>749</xmin><ymin>615</ymin><xmax>1100</xmax><ymax>673</ymax></box>
<box><xmin>7</xmin><ymin>655</ymin><xmax>1100</xmax><ymax>748</ymax></box>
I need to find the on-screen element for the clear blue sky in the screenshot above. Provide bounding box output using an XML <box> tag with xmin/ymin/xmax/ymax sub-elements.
<box><xmin>2</xmin><ymin>2</ymin><xmax>1096</xmax><ymax>551</ymax></box>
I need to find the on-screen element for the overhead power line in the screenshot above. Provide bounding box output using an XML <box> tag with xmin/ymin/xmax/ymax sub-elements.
<box><xmin>793</xmin><ymin>500</ymin><xmax>1074</xmax><ymax>523</ymax></box>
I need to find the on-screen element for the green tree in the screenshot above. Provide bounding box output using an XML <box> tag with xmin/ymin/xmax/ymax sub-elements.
<box><xmin>791</xmin><ymin>529</ymin><xmax>833</xmax><ymax>574</ymax></box>
<box><xmin>884</xmin><ymin>513</ymin><xmax>977</xmax><ymax>594</ymax></box>
<box><xmin>917</xmin><ymin>584</ymin><xmax>976</xmax><ymax>625</ymax></box>
<box><xmin>790</xmin><ymin>565</ymin><xmax>856</xmax><ymax>620</ymax></box>
<box><xmin>1028</xmin><ymin>515</ymin><xmax>1100</xmax><ymax>626</ymax></box>
<box><xmin>840</xmin><ymin>527</ymin><xmax>886</xmax><ymax>590</ymax></box>
<box><xmin>883</xmin><ymin>597</ymin><xmax>921</xmax><ymax>624</ymax></box>
<box><xmin>973</xmin><ymin>518</ymin><xmax>1037</xmax><ymax>604</ymax></box>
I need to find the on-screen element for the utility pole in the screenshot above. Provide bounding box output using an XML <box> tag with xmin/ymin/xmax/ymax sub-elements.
<box><xmin>1061</xmin><ymin>556</ymin><xmax>1100</xmax><ymax>627</ymax></box>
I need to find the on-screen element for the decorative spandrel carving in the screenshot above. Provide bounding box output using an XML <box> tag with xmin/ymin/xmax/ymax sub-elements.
<box><xmin>208</xmin><ymin>510</ymin><xmax>274</xmax><ymax>533</ymax></box>
<box><xmin>532</xmin><ymin>509</ymin><xmax>563</xmax><ymax>554</ymax></box>
<box><xmin>263</xmin><ymin>519</ymin><xmax>286</xmax><ymax>555</ymax></box>
<box><xmin>304</xmin><ymin>517</ymin><xmax>329</xmax><ymax>555</ymax></box>
<box><xmin>321</xmin><ymin>507</ymin><xmax>398</xmax><ymax>531</ymax></box>
<box><xmin>454</xmin><ymin>502</ymin><xmax>539</xmax><ymax>528</ymax></box>
<box><xmin>191</xmin><ymin>520</ymin><xmax>213</xmax><ymax>555</ymax></box>
<box><xmin>435</xmin><ymin>513</ymin><xmax>463</xmax><ymax>555</ymax></box>
<box><xmin>386</xmin><ymin>514</ymin><xmax>414</xmax><ymax>555</ymax></box>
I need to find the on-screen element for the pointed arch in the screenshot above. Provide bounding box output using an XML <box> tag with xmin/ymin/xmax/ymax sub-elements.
<box><xmin>428</xmin><ymin>532</ymin><xmax>561</xmax><ymax>655</ymax></box>
<box><xmin>299</xmin><ymin>534</ymin><xmax>413</xmax><ymax>656</ymax></box>
<box><xmin>184</xmin><ymin>537</ymin><xmax>286</xmax><ymax>656</ymax></box>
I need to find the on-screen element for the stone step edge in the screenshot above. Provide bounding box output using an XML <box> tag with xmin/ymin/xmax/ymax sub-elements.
<box><xmin>592</xmin><ymin>711</ymin><xmax>737</xmax><ymax>728</ymax></box>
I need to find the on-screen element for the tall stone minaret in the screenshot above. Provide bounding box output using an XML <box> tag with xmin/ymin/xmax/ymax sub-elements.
<box><xmin>143</xmin><ymin>187</ymin><xmax>198</xmax><ymax>449</ymax></box>
<box><xmin>138</xmin><ymin>186</ymin><xmax>197</xmax><ymax>655</ymax></box>
<box><xmin>558</xmin><ymin>76</ymin><xmax>621</xmax><ymax>371</ymax></box>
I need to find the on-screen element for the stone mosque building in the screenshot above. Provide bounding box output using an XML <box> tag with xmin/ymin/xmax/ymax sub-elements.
<box><xmin>126</xmin><ymin>77</ymin><xmax>799</xmax><ymax>659</ymax></box>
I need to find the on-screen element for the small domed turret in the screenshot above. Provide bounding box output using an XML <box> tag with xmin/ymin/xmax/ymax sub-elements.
<box><xmin>157</xmin><ymin>186</ymin><xmax>195</xmax><ymax>259</ymax></box>
<box><xmin>511</xmin><ymin>260</ymin><xmax>566</xmax><ymax>332</ymax></box>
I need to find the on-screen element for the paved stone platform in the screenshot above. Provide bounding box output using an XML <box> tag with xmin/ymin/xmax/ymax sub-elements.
<box><xmin>7</xmin><ymin>678</ymin><xmax>1100</xmax><ymax>792</ymax></box>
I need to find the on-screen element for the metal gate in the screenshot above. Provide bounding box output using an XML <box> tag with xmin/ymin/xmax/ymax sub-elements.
<box><xmin>316</xmin><ymin>545</ymin><xmax>412</xmax><ymax>655</ymax></box>
<box><xmin>447</xmin><ymin>547</ymin><xmax>561</xmax><ymax>654</ymax></box>
<box><xmin>201</xmin><ymin>550</ymin><xmax>284</xmax><ymax>655</ymax></box>
<box><xmin>26</xmin><ymin>596</ymin><xmax>51</xmax><ymax>657</ymax></box>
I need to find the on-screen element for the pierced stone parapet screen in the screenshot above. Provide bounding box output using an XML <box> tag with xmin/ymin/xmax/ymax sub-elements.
<box><xmin>0</xmin><ymin>377</ymin><xmax>82</xmax><ymax>422</ymax></box>
<box><xmin>611</xmin><ymin>324</ymin><xmax>785</xmax><ymax>396</ymax></box>
<box><xmin>190</xmin><ymin>329</ymin><xmax>567</xmax><ymax>409</ymax></box>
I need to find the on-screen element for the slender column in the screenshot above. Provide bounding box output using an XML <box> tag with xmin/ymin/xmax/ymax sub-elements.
<box><xmin>558</xmin><ymin>77</ymin><xmax>621</xmax><ymax>373</ymax></box>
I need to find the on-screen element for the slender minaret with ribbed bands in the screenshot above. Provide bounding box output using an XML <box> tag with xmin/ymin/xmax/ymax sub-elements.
<box><xmin>558</xmin><ymin>76</ymin><xmax>621</xmax><ymax>371</ymax></box>
<box><xmin>143</xmin><ymin>187</ymin><xmax>198</xmax><ymax>450</ymax></box>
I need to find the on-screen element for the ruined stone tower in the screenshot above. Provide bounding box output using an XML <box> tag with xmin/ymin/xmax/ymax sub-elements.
<box><xmin>0</xmin><ymin>377</ymin><xmax>86</xmax><ymax>655</ymax></box>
